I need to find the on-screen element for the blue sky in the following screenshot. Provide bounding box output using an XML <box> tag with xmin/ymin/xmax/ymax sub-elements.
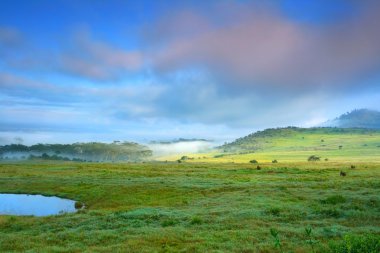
<box><xmin>1</xmin><ymin>0</ymin><xmax>380</xmax><ymax>144</ymax></box>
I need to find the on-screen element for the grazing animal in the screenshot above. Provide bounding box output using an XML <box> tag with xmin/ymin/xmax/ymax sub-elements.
<box><xmin>340</xmin><ymin>171</ymin><xmax>346</xmax><ymax>177</ymax></box>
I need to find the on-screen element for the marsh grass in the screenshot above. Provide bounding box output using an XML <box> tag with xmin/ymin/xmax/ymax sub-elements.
<box><xmin>305</xmin><ymin>227</ymin><xmax>318</xmax><ymax>253</ymax></box>
<box><xmin>270</xmin><ymin>228</ymin><xmax>283</xmax><ymax>252</ymax></box>
<box><xmin>0</xmin><ymin>161</ymin><xmax>379</xmax><ymax>252</ymax></box>
<box><xmin>329</xmin><ymin>234</ymin><xmax>380</xmax><ymax>253</ymax></box>
<box><xmin>321</xmin><ymin>195</ymin><xmax>346</xmax><ymax>205</ymax></box>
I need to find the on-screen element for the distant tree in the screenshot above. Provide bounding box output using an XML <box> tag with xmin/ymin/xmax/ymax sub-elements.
<box><xmin>0</xmin><ymin>142</ymin><xmax>152</xmax><ymax>162</ymax></box>
<box><xmin>272</xmin><ymin>160</ymin><xmax>278</xmax><ymax>163</ymax></box>
<box><xmin>308</xmin><ymin>155</ymin><xmax>320</xmax><ymax>162</ymax></box>
<box><xmin>250</xmin><ymin>159</ymin><xmax>258</xmax><ymax>164</ymax></box>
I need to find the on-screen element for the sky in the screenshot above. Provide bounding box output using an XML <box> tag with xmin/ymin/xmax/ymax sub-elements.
<box><xmin>0</xmin><ymin>0</ymin><xmax>380</xmax><ymax>145</ymax></box>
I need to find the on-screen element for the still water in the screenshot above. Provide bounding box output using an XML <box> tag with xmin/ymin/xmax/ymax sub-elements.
<box><xmin>0</xmin><ymin>193</ymin><xmax>77</xmax><ymax>216</ymax></box>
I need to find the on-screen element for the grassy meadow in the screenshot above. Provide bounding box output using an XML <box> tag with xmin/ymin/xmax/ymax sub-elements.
<box><xmin>0</xmin><ymin>161</ymin><xmax>379</xmax><ymax>252</ymax></box>
<box><xmin>0</xmin><ymin>128</ymin><xmax>380</xmax><ymax>252</ymax></box>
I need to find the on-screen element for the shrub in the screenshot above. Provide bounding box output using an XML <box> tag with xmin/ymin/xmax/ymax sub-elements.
<box><xmin>75</xmin><ymin>201</ymin><xmax>84</xmax><ymax>209</ymax></box>
<box><xmin>329</xmin><ymin>234</ymin><xmax>380</xmax><ymax>253</ymax></box>
<box><xmin>308</xmin><ymin>155</ymin><xmax>320</xmax><ymax>161</ymax></box>
<box><xmin>350</xmin><ymin>165</ymin><xmax>356</xmax><ymax>169</ymax></box>
<box><xmin>305</xmin><ymin>227</ymin><xmax>318</xmax><ymax>253</ymax></box>
<box><xmin>161</xmin><ymin>218</ymin><xmax>178</xmax><ymax>227</ymax></box>
<box><xmin>190</xmin><ymin>216</ymin><xmax>203</xmax><ymax>225</ymax></box>
<box><xmin>269</xmin><ymin>228</ymin><xmax>283</xmax><ymax>252</ymax></box>
<box><xmin>256</xmin><ymin>165</ymin><xmax>261</xmax><ymax>170</ymax></box>
<box><xmin>319</xmin><ymin>208</ymin><xmax>341</xmax><ymax>218</ymax></box>
<box><xmin>266</xmin><ymin>207</ymin><xmax>281</xmax><ymax>216</ymax></box>
<box><xmin>250</xmin><ymin>159</ymin><xmax>258</xmax><ymax>164</ymax></box>
<box><xmin>321</xmin><ymin>195</ymin><xmax>346</xmax><ymax>205</ymax></box>
<box><xmin>368</xmin><ymin>197</ymin><xmax>377</xmax><ymax>207</ymax></box>
<box><xmin>272</xmin><ymin>159</ymin><xmax>278</xmax><ymax>163</ymax></box>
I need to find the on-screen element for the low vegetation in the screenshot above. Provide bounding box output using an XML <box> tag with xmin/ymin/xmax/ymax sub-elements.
<box><xmin>0</xmin><ymin>161</ymin><xmax>379</xmax><ymax>252</ymax></box>
<box><xmin>308</xmin><ymin>155</ymin><xmax>321</xmax><ymax>162</ymax></box>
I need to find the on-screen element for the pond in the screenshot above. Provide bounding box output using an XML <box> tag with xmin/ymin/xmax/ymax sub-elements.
<box><xmin>0</xmin><ymin>193</ymin><xmax>79</xmax><ymax>216</ymax></box>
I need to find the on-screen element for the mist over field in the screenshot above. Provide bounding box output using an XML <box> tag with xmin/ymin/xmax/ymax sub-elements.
<box><xmin>148</xmin><ymin>140</ymin><xmax>214</xmax><ymax>157</ymax></box>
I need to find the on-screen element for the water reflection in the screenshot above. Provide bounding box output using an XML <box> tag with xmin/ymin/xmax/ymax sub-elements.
<box><xmin>0</xmin><ymin>193</ymin><xmax>77</xmax><ymax>216</ymax></box>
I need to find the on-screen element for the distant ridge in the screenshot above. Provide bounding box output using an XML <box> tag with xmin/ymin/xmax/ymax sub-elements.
<box><xmin>321</xmin><ymin>109</ymin><xmax>380</xmax><ymax>129</ymax></box>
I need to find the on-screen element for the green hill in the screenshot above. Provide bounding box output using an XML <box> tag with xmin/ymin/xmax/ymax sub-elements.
<box><xmin>220</xmin><ymin>127</ymin><xmax>380</xmax><ymax>152</ymax></box>
<box><xmin>206</xmin><ymin>127</ymin><xmax>380</xmax><ymax>163</ymax></box>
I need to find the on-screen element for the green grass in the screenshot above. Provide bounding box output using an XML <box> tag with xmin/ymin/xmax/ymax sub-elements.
<box><xmin>0</xmin><ymin>160</ymin><xmax>379</xmax><ymax>252</ymax></box>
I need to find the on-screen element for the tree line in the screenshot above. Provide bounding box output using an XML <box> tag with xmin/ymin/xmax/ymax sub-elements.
<box><xmin>0</xmin><ymin>142</ymin><xmax>152</xmax><ymax>162</ymax></box>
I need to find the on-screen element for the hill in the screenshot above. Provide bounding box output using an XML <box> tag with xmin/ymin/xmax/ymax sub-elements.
<box><xmin>321</xmin><ymin>109</ymin><xmax>380</xmax><ymax>129</ymax></box>
<box><xmin>219</xmin><ymin>127</ymin><xmax>379</xmax><ymax>152</ymax></box>
<box><xmin>200</xmin><ymin>127</ymin><xmax>380</xmax><ymax>163</ymax></box>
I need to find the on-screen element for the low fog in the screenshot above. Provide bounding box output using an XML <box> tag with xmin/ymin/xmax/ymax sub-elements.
<box><xmin>148</xmin><ymin>140</ymin><xmax>214</xmax><ymax>157</ymax></box>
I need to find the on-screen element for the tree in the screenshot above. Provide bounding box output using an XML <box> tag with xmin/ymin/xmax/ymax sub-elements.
<box><xmin>308</xmin><ymin>155</ymin><xmax>320</xmax><ymax>162</ymax></box>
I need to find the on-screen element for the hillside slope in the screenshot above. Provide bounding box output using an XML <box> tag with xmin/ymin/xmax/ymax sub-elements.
<box><xmin>220</xmin><ymin>127</ymin><xmax>379</xmax><ymax>152</ymax></box>
<box><xmin>206</xmin><ymin>127</ymin><xmax>380</xmax><ymax>163</ymax></box>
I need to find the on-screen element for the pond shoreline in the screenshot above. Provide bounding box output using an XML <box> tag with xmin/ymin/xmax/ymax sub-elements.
<box><xmin>0</xmin><ymin>193</ymin><xmax>82</xmax><ymax>217</ymax></box>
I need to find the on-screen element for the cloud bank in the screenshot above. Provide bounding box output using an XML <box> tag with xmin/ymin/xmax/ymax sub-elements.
<box><xmin>0</xmin><ymin>0</ymin><xmax>380</xmax><ymax>144</ymax></box>
<box><xmin>149</xmin><ymin>1</ymin><xmax>380</xmax><ymax>89</ymax></box>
